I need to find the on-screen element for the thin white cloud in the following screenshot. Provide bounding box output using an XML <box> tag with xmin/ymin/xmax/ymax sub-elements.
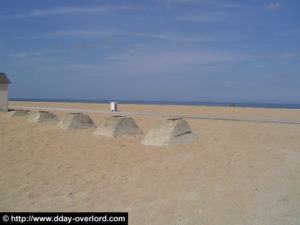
<box><xmin>267</xmin><ymin>2</ymin><xmax>284</xmax><ymax>10</ymax></box>
<box><xmin>187</xmin><ymin>65</ymin><xmax>235</xmax><ymax>70</ymax></box>
<box><xmin>272</xmin><ymin>29</ymin><xmax>300</xmax><ymax>36</ymax></box>
<box><xmin>165</xmin><ymin>0</ymin><xmax>250</xmax><ymax>9</ymax></box>
<box><xmin>178</xmin><ymin>12</ymin><xmax>230</xmax><ymax>23</ymax></box>
<box><xmin>48</xmin><ymin>50</ymin><xmax>246</xmax><ymax>76</ymax></box>
<box><xmin>14</xmin><ymin>5</ymin><xmax>140</xmax><ymax>18</ymax></box>
<box><xmin>49</xmin><ymin>64</ymin><xmax>105</xmax><ymax>72</ymax></box>
<box><xmin>9</xmin><ymin>49</ymin><xmax>61</xmax><ymax>58</ymax></box>
<box><xmin>108</xmin><ymin>51</ymin><xmax>246</xmax><ymax>65</ymax></box>
<box><xmin>261</xmin><ymin>52</ymin><xmax>297</xmax><ymax>60</ymax></box>
<box><xmin>280</xmin><ymin>52</ymin><xmax>296</xmax><ymax>59</ymax></box>
<box><xmin>131</xmin><ymin>33</ymin><xmax>206</xmax><ymax>42</ymax></box>
<box><xmin>48</xmin><ymin>30</ymin><xmax>117</xmax><ymax>38</ymax></box>
<box><xmin>47</xmin><ymin>29</ymin><xmax>244</xmax><ymax>42</ymax></box>
<box><xmin>8</xmin><ymin>53</ymin><xmax>27</xmax><ymax>58</ymax></box>
<box><xmin>133</xmin><ymin>32</ymin><xmax>244</xmax><ymax>42</ymax></box>
<box><xmin>206</xmin><ymin>1</ymin><xmax>250</xmax><ymax>9</ymax></box>
<box><xmin>72</xmin><ymin>43</ymin><xmax>96</xmax><ymax>49</ymax></box>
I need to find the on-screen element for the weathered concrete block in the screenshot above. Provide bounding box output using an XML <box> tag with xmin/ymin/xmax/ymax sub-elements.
<box><xmin>142</xmin><ymin>118</ymin><xmax>198</xmax><ymax>146</ymax></box>
<box><xmin>27</xmin><ymin>111</ymin><xmax>59</xmax><ymax>123</ymax></box>
<box><xmin>6</xmin><ymin>109</ymin><xmax>30</xmax><ymax>118</ymax></box>
<box><xmin>58</xmin><ymin>113</ymin><xmax>96</xmax><ymax>130</ymax></box>
<box><xmin>94</xmin><ymin>115</ymin><xmax>143</xmax><ymax>137</ymax></box>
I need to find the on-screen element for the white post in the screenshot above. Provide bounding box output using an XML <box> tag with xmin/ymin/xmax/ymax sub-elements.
<box><xmin>110</xmin><ymin>101</ymin><xmax>117</xmax><ymax>111</ymax></box>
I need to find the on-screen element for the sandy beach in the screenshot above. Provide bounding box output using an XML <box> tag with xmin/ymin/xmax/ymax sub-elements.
<box><xmin>1</xmin><ymin>101</ymin><xmax>300</xmax><ymax>225</ymax></box>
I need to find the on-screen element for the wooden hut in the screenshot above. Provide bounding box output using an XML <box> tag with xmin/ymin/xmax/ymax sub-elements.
<box><xmin>0</xmin><ymin>73</ymin><xmax>11</xmax><ymax>111</ymax></box>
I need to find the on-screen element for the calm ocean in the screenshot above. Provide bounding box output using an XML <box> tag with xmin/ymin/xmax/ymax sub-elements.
<box><xmin>9</xmin><ymin>98</ymin><xmax>300</xmax><ymax>109</ymax></box>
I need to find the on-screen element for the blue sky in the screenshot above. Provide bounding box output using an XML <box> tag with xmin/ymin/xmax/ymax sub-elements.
<box><xmin>0</xmin><ymin>0</ymin><xmax>299</xmax><ymax>103</ymax></box>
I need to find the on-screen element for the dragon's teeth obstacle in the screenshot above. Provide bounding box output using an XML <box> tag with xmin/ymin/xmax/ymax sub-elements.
<box><xmin>58</xmin><ymin>113</ymin><xmax>96</xmax><ymax>130</ymax></box>
<box><xmin>94</xmin><ymin>115</ymin><xmax>143</xmax><ymax>137</ymax></box>
<box><xmin>27</xmin><ymin>111</ymin><xmax>58</xmax><ymax>123</ymax></box>
<box><xmin>6</xmin><ymin>109</ymin><xmax>30</xmax><ymax>118</ymax></box>
<box><xmin>142</xmin><ymin>118</ymin><xmax>199</xmax><ymax>146</ymax></box>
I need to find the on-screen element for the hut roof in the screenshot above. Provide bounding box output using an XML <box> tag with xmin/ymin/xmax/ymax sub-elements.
<box><xmin>0</xmin><ymin>73</ymin><xmax>11</xmax><ymax>83</ymax></box>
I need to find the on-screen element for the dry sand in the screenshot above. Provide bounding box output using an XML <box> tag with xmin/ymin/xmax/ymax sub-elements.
<box><xmin>1</xmin><ymin>101</ymin><xmax>300</xmax><ymax>225</ymax></box>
